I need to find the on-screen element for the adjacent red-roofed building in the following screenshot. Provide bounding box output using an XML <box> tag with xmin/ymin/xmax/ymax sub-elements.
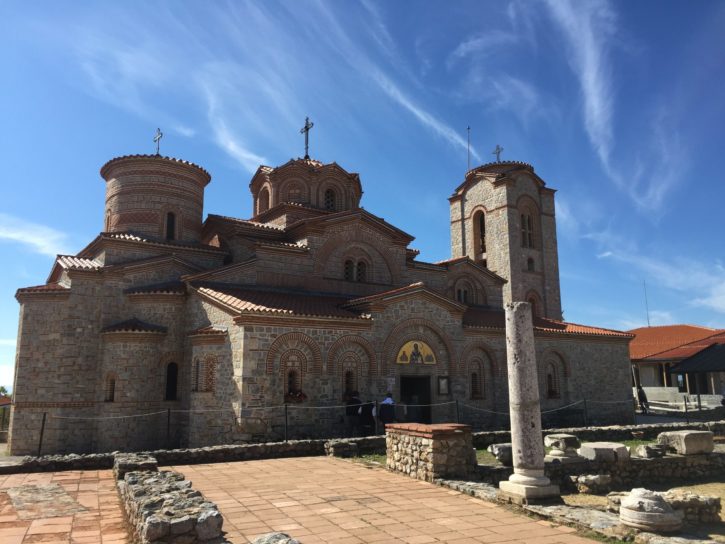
<box><xmin>9</xmin><ymin>152</ymin><xmax>635</xmax><ymax>455</ymax></box>
<box><xmin>629</xmin><ymin>325</ymin><xmax>725</xmax><ymax>401</ymax></box>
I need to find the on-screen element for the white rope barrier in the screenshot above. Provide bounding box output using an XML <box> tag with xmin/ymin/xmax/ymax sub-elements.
<box><xmin>50</xmin><ymin>410</ymin><xmax>166</xmax><ymax>420</ymax></box>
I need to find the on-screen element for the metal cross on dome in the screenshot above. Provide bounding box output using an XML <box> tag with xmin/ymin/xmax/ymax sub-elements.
<box><xmin>492</xmin><ymin>144</ymin><xmax>504</xmax><ymax>163</ymax></box>
<box><xmin>153</xmin><ymin>128</ymin><xmax>163</xmax><ymax>155</ymax></box>
<box><xmin>300</xmin><ymin>117</ymin><xmax>314</xmax><ymax>159</ymax></box>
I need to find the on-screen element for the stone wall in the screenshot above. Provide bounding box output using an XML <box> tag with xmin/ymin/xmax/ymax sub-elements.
<box><xmin>386</xmin><ymin>423</ymin><xmax>477</xmax><ymax>482</ymax></box>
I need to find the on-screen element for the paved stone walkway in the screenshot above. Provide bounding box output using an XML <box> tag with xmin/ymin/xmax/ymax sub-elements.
<box><xmin>174</xmin><ymin>457</ymin><xmax>595</xmax><ymax>544</ymax></box>
<box><xmin>0</xmin><ymin>469</ymin><xmax>128</xmax><ymax>544</ymax></box>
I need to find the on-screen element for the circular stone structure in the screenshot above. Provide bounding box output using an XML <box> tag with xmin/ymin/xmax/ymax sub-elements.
<box><xmin>619</xmin><ymin>488</ymin><xmax>683</xmax><ymax>533</ymax></box>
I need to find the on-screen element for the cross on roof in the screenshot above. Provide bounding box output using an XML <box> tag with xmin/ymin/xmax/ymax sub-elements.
<box><xmin>300</xmin><ymin>117</ymin><xmax>314</xmax><ymax>159</ymax></box>
<box><xmin>153</xmin><ymin>128</ymin><xmax>163</xmax><ymax>155</ymax></box>
<box><xmin>492</xmin><ymin>144</ymin><xmax>503</xmax><ymax>163</ymax></box>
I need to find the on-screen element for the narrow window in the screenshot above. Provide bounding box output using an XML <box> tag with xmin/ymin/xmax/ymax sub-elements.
<box><xmin>356</xmin><ymin>261</ymin><xmax>367</xmax><ymax>282</ymax></box>
<box><xmin>105</xmin><ymin>210</ymin><xmax>111</xmax><ymax>231</ymax></box>
<box><xmin>344</xmin><ymin>370</ymin><xmax>356</xmax><ymax>394</ymax></box>
<box><xmin>105</xmin><ymin>376</ymin><xmax>115</xmax><ymax>402</ymax></box>
<box><xmin>287</xmin><ymin>369</ymin><xmax>299</xmax><ymax>394</ymax></box>
<box><xmin>192</xmin><ymin>359</ymin><xmax>200</xmax><ymax>392</ymax></box>
<box><xmin>165</xmin><ymin>362</ymin><xmax>178</xmax><ymax>401</ymax></box>
<box><xmin>527</xmin><ymin>257</ymin><xmax>535</xmax><ymax>272</ymax></box>
<box><xmin>344</xmin><ymin>260</ymin><xmax>355</xmax><ymax>281</ymax></box>
<box><xmin>166</xmin><ymin>212</ymin><xmax>176</xmax><ymax>241</ymax></box>
<box><xmin>456</xmin><ymin>289</ymin><xmax>462</xmax><ymax>303</ymax></box>
<box><xmin>324</xmin><ymin>189</ymin><xmax>336</xmax><ymax>211</ymax></box>
<box><xmin>258</xmin><ymin>188</ymin><xmax>270</xmax><ymax>214</ymax></box>
<box><xmin>521</xmin><ymin>212</ymin><xmax>534</xmax><ymax>248</ymax></box>
<box><xmin>546</xmin><ymin>363</ymin><xmax>559</xmax><ymax>399</ymax></box>
<box><xmin>528</xmin><ymin>296</ymin><xmax>539</xmax><ymax>317</ymax></box>
<box><xmin>478</xmin><ymin>212</ymin><xmax>486</xmax><ymax>253</ymax></box>
<box><xmin>471</xmin><ymin>372</ymin><xmax>481</xmax><ymax>398</ymax></box>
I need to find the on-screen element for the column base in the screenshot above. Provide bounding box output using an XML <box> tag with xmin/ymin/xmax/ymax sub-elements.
<box><xmin>499</xmin><ymin>480</ymin><xmax>561</xmax><ymax>505</ymax></box>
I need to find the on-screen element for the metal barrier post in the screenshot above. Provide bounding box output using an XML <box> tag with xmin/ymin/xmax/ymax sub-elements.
<box><xmin>37</xmin><ymin>412</ymin><xmax>47</xmax><ymax>457</ymax></box>
<box><xmin>455</xmin><ymin>400</ymin><xmax>460</xmax><ymax>423</ymax></box>
<box><xmin>583</xmin><ymin>399</ymin><xmax>589</xmax><ymax>427</ymax></box>
<box><xmin>684</xmin><ymin>396</ymin><xmax>689</xmax><ymax>423</ymax></box>
<box><xmin>284</xmin><ymin>404</ymin><xmax>288</xmax><ymax>442</ymax></box>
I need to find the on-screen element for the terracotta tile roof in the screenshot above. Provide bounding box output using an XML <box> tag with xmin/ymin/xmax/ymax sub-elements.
<box><xmin>464</xmin><ymin>307</ymin><xmax>632</xmax><ymax>338</ymax></box>
<box><xmin>344</xmin><ymin>283</ymin><xmax>427</xmax><ymax>306</ymax></box>
<box><xmin>102</xmin><ymin>232</ymin><xmax>227</xmax><ymax>252</ymax></box>
<box><xmin>0</xmin><ymin>395</ymin><xmax>12</xmax><ymax>406</ymax></box>
<box><xmin>101</xmin><ymin>318</ymin><xmax>167</xmax><ymax>334</ymax></box>
<box><xmin>16</xmin><ymin>282</ymin><xmax>69</xmax><ymax>295</ymax></box>
<box><xmin>57</xmin><ymin>255</ymin><xmax>102</xmax><ymax>271</ymax></box>
<box><xmin>194</xmin><ymin>284</ymin><xmax>369</xmax><ymax>320</ymax></box>
<box><xmin>124</xmin><ymin>281</ymin><xmax>186</xmax><ymax>295</ymax></box>
<box><xmin>206</xmin><ymin>214</ymin><xmax>286</xmax><ymax>231</ymax></box>
<box><xmin>628</xmin><ymin>325</ymin><xmax>721</xmax><ymax>360</ymax></box>
<box><xmin>188</xmin><ymin>325</ymin><xmax>228</xmax><ymax>336</ymax></box>
<box><xmin>639</xmin><ymin>330</ymin><xmax>725</xmax><ymax>361</ymax></box>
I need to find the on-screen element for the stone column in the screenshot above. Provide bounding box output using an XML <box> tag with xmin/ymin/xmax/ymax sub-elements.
<box><xmin>499</xmin><ymin>302</ymin><xmax>559</xmax><ymax>503</ymax></box>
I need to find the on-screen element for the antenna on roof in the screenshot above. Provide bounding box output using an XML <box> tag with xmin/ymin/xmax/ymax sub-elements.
<box><xmin>643</xmin><ymin>279</ymin><xmax>651</xmax><ymax>328</ymax></box>
<box><xmin>467</xmin><ymin>126</ymin><xmax>471</xmax><ymax>172</ymax></box>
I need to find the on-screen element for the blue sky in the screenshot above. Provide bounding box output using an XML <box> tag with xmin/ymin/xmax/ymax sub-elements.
<box><xmin>1</xmin><ymin>1</ymin><xmax>724</xmax><ymax>390</ymax></box>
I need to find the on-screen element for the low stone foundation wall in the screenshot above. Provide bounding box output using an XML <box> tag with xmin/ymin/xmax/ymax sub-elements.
<box><xmin>118</xmin><ymin>470</ymin><xmax>224</xmax><ymax>543</ymax></box>
<box><xmin>470</xmin><ymin>420</ymin><xmax>725</xmax><ymax>450</ymax></box>
<box><xmin>474</xmin><ymin>452</ymin><xmax>725</xmax><ymax>491</ymax></box>
<box><xmin>386</xmin><ymin>423</ymin><xmax>476</xmax><ymax>482</ymax></box>
<box><xmin>324</xmin><ymin>436</ymin><xmax>385</xmax><ymax>458</ymax></box>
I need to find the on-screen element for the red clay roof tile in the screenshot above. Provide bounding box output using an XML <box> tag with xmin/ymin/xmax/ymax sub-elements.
<box><xmin>628</xmin><ymin>325</ymin><xmax>722</xmax><ymax>360</ymax></box>
<box><xmin>194</xmin><ymin>284</ymin><xmax>369</xmax><ymax>320</ymax></box>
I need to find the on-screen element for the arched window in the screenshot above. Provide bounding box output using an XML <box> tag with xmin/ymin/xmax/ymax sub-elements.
<box><xmin>166</xmin><ymin>212</ymin><xmax>176</xmax><ymax>241</ymax></box>
<box><xmin>287</xmin><ymin>185</ymin><xmax>303</xmax><ymax>203</ymax></box>
<box><xmin>472</xmin><ymin>210</ymin><xmax>486</xmax><ymax>259</ymax></box>
<box><xmin>324</xmin><ymin>189</ymin><xmax>336</xmax><ymax>211</ymax></box>
<box><xmin>528</xmin><ymin>296</ymin><xmax>539</xmax><ymax>318</ymax></box>
<box><xmin>105</xmin><ymin>375</ymin><xmax>116</xmax><ymax>402</ymax></box>
<box><xmin>192</xmin><ymin>359</ymin><xmax>201</xmax><ymax>392</ymax></box>
<box><xmin>165</xmin><ymin>362</ymin><xmax>178</xmax><ymax>401</ymax></box>
<box><xmin>105</xmin><ymin>210</ymin><xmax>111</xmax><ymax>231</ymax></box>
<box><xmin>356</xmin><ymin>261</ymin><xmax>367</xmax><ymax>282</ymax></box>
<box><xmin>546</xmin><ymin>362</ymin><xmax>560</xmax><ymax>399</ymax></box>
<box><xmin>258</xmin><ymin>187</ymin><xmax>270</xmax><ymax>214</ymax></box>
<box><xmin>456</xmin><ymin>288</ymin><xmax>468</xmax><ymax>304</ymax></box>
<box><xmin>527</xmin><ymin>257</ymin><xmax>535</xmax><ymax>272</ymax></box>
<box><xmin>521</xmin><ymin>211</ymin><xmax>534</xmax><ymax>248</ymax></box>
<box><xmin>344</xmin><ymin>260</ymin><xmax>355</xmax><ymax>281</ymax></box>
<box><xmin>471</xmin><ymin>372</ymin><xmax>482</xmax><ymax>398</ymax></box>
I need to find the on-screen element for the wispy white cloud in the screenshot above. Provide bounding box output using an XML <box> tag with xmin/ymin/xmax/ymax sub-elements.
<box><xmin>544</xmin><ymin>0</ymin><xmax>615</xmax><ymax>166</ymax></box>
<box><xmin>448</xmin><ymin>30</ymin><xmax>518</xmax><ymax>67</ymax></box>
<box><xmin>0</xmin><ymin>213</ymin><xmax>71</xmax><ymax>257</ymax></box>
<box><xmin>544</xmin><ymin>0</ymin><xmax>686</xmax><ymax>212</ymax></box>
<box><xmin>0</xmin><ymin>339</ymin><xmax>16</xmax><ymax>347</ymax></box>
<box><xmin>616</xmin><ymin>310</ymin><xmax>676</xmax><ymax>331</ymax></box>
<box><xmin>372</xmin><ymin>71</ymin><xmax>481</xmax><ymax>161</ymax></box>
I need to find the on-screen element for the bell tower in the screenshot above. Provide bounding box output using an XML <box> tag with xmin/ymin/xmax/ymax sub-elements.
<box><xmin>449</xmin><ymin>161</ymin><xmax>562</xmax><ymax>320</ymax></box>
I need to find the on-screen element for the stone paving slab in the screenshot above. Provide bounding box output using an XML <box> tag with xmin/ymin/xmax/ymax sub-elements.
<box><xmin>0</xmin><ymin>469</ymin><xmax>129</xmax><ymax>544</ymax></box>
<box><xmin>173</xmin><ymin>456</ymin><xmax>596</xmax><ymax>544</ymax></box>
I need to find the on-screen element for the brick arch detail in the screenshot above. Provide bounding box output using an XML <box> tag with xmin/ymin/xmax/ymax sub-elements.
<box><xmin>540</xmin><ymin>349</ymin><xmax>570</xmax><ymax>378</ymax></box>
<box><xmin>314</xmin><ymin>230</ymin><xmax>398</xmax><ymax>284</ymax></box>
<box><xmin>460</xmin><ymin>341</ymin><xmax>501</xmax><ymax>378</ymax></box>
<box><xmin>327</xmin><ymin>335</ymin><xmax>377</xmax><ymax>375</ymax></box>
<box><xmin>448</xmin><ymin>272</ymin><xmax>487</xmax><ymax>306</ymax></box>
<box><xmin>382</xmin><ymin>318</ymin><xmax>455</xmax><ymax>376</ymax></box>
<box><xmin>266</xmin><ymin>332</ymin><xmax>322</xmax><ymax>375</ymax></box>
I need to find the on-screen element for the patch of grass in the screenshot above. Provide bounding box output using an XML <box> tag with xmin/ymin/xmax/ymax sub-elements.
<box><xmin>475</xmin><ymin>449</ymin><xmax>499</xmax><ymax>465</ymax></box>
<box><xmin>354</xmin><ymin>453</ymin><xmax>386</xmax><ymax>466</ymax></box>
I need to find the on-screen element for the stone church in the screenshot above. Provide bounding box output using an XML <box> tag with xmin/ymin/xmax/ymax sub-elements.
<box><xmin>9</xmin><ymin>150</ymin><xmax>634</xmax><ymax>455</ymax></box>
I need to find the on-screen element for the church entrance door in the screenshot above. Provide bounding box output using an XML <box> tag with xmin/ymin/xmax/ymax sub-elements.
<box><xmin>400</xmin><ymin>376</ymin><xmax>431</xmax><ymax>423</ymax></box>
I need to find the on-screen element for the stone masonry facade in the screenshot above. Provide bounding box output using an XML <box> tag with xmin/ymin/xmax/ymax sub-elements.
<box><xmin>9</xmin><ymin>152</ymin><xmax>634</xmax><ymax>454</ymax></box>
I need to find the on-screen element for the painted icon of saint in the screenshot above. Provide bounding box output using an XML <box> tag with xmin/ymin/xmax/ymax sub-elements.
<box><xmin>410</xmin><ymin>343</ymin><xmax>424</xmax><ymax>364</ymax></box>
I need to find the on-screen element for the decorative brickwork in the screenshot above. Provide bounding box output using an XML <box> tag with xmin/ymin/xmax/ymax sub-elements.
<box><xmin>9</xmin><ymin>151</ymin><xmax>635</xmax><ymax>454</ymax></box>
